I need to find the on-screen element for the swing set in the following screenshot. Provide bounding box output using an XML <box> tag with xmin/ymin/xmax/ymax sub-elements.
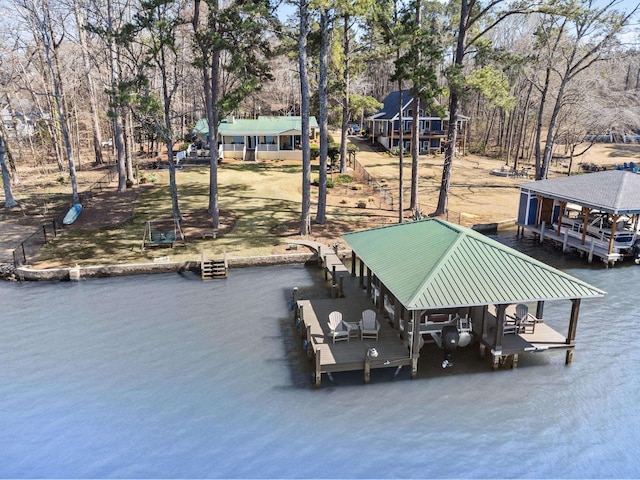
<box><xmin>141</xmin><ymin>218</ymin><xmax>186</xmax><ymax>250</ymax></box>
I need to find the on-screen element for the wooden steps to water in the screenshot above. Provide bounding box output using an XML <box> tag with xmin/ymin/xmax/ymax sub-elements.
<box><xmin>201</xmin><ymin>248</ymin><xmax>228</xmax><ymax>279</ymax></box>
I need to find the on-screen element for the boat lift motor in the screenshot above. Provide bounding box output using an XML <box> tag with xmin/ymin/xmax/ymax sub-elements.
<box><xmin>441</xmin><ymin>325</ymin><xmax>460</xmax><ymax>369</ymax></box>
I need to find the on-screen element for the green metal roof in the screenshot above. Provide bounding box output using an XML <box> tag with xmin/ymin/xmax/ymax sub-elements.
<box><xmin>342</xmin><ymin>219</ymin><xmax>605</xmax><ymax>310</ymax></box>
<box><xmin>192</xmin><ymin>116</ymin><xmax>318</xmax><ymax>137</ymax></box>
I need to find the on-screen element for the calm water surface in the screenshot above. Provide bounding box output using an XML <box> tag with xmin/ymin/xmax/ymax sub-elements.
<box><xmin>1</xmin><ymin>234</ymin><xmax>639</xmax><ymax>478</ymax></box>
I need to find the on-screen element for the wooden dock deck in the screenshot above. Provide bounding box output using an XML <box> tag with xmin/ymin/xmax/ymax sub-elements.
<box><xmin>291</xmin><ymin>239</ymin><xmax>412</xmax><ymax>386</ymax></box>
<box><xmin>297</xmin><ymin>296</ymin><xmax>412</xmax><ymax>385</ymax></box>
<box><xmin>519</xmin><ymin>222</ymin><xmax>625</xmax><ymax>265</ymax></box>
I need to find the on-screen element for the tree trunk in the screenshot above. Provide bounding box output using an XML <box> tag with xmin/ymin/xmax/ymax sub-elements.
<box><xmin>534</xmin><ymin>65</ymin><xmax>551</xmax><ymax>179</ymax></box>
<box><xmin>398</xmin><ymin>84</ymin><xmax>404</xmax><ymax>223</ymax></box>
<box><xmin>73</xmin><ymin>0</ymin><xmax>104</xmax><ymax>165</ymax></box>
<box><xmin>299</xmin><ymin>0</ymin><xmax>311</xmax><ymax>235</ymax></box>
<box><xmin>409</xmin><ymin>94</ymin><xmax>419</xmax><ymax>211</ymax></box>
<box><xmin>0</xmin><ymin>132</ymin><xmax>17</xmax><ymax>208</ymax></box>
<box><xmin>435</xmin><ymin>0</ymin><xmax>469</xmax><ymax>216</ymax></box>
<box><xmin>339</xmin><ymin>13</ymin><xmax>350</xmax><ymax>174</ymax></box>
<box><xmin>107</xmin><ymin>0</ymin><xmax>127</xmax><ymax>192</ymax></box>
<box><xmin>42</xmin><ymin>0</ymin><xmax>79</xmax><ymax>203</ymax></box>
<box><xmin>315</xmin><ymin>10</ymin><xmax>329</xmax><ymax>225</ymax></box>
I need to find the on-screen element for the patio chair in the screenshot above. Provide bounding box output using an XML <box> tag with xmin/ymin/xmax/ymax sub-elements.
<box><xmin>328</xmin><ymin>311</ymin><xmax>350</xmax><ymax>343</ymax></box>
<box><xmin>359</xmin><ymin>309</ymin><xmax>380</xmax><ymax>341</ymax></box>
<box><xmin>515</xmin><ymin>304</ymin><xmax>536</xmax><ymax>334</ymax></box>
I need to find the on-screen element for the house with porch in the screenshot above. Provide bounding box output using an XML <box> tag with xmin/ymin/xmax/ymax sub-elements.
<box><xmin>365</xmin><ymin>90</ymin><xmax>469</xmax><ymax>155</ymax></box>
<box><xmin>516</xmin><ymin>170</ymin><xmax>640</xmax><ymax>265</ymax></box>
<box><xmin>192</xmin><ymin>116</ymin><xmax>318</xmax><ymax>162</ymax></box>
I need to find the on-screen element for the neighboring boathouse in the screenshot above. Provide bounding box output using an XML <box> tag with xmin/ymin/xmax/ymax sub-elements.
<box><xmin>517</xmin><ymin>170</ymin><xmax>640</xmax><ymax>265</ymax></box>
<box><xmin>295</xmin><ymin>219</ymin><xmax>604</xmax><ymax>386</ymax></box>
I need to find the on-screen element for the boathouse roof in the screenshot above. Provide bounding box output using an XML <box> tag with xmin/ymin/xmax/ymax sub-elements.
<box><xmin>342</xmin><ymin>219</ymin><xmax>604</xmax><ymax>310</ymax></box>
<box><xmin>518</xmin><ymin>170</ymin><xmax>640</xmax><ymax>214</ymax></box>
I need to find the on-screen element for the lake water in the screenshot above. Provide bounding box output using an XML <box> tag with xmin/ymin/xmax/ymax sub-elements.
<box><xmin>1</xmin><ymin>233</ymin><xmax>639</xmax><ymax>478</ymax></box>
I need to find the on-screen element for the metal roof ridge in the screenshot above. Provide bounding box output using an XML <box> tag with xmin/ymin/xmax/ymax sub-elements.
<box><xmin>405</xmin><ymin>221</ymin><xmax>466</xmax><ymax>306</ymax></box>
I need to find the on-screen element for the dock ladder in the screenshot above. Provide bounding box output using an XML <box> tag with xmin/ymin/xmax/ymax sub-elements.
<box><xmin>201</xmin><ymin>248</ymin><xmax>228</xmax><ymax>279</ymax></box>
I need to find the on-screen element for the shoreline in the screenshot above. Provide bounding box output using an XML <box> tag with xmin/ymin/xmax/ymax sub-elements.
<box><xmin>3</xmin><ymin>221</ymin><xmax>516</xmax><ymax>282</ymax></box>
<box><xmin>5</xmin><ymin>251</ymin><xmax>318</xmax><ymax>282</ymax></box>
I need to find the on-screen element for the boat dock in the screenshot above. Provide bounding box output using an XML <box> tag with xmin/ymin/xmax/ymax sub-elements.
<box><xmin>290</xmin><ymin>221</ymin><xmax>604</xmax><ymax>387</ymax></box>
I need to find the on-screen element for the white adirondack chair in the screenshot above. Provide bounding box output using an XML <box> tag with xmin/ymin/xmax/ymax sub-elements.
<box><xmin>328</xmin><ymin>311</ymin><xmax>350</xmax><ymax>343</ymax></box>
<box><xmin>359</xmin><ymin>309</ymin><xmax>380</xmax><ymax>341</ymax></box>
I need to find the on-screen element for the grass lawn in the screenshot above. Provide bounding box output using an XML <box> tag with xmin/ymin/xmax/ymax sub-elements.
<box><xmin>28</xmin><ymin>159</ymin><xmax>395</xmax><ymax>268</ymax></box>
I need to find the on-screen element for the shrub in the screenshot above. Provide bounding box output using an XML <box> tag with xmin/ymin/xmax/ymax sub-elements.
<box><xmin>336</xmin><ymin>174</ymin><xmax>352</xmax><ymax>184</ymax></box>
<box><xmin>147</xmin><ymin>173</ymin><xmax>157</xmax><ymax>183</ymax></box>
<box><xmin>56</xmin><ymin>176</ymin><xmax>66</xmax><ymax>184</ymax></box>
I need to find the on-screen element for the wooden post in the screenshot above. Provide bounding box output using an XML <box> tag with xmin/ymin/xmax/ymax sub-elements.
<box><xmin>556</xmin><ymin>202</ymin><xmax>566</xmax><ymax>236</ymax></box>
<box><xmin>410</xmin><ymin>310</ymin><xmax>419</xmax><ymax>378</ymax></box>
<box><xmin>566</xmin><ymin>298</ymin><xmax>581</xmax><ymax>365</ymax></box>
<box><xmin>351</xmin><ymin>251</ymin><xmax>356</xmax><ymax>276</ymax></box>
<box><xmin>393</xmin><ymin>302</ymin><xmax>402</xmax><ymax>330</ymax></box>
<box><xmin>608</xmin><ymin>214</ymin><xmax>619</xmax><ymax>255</ymax></box>
<box><xmin>493</xmin><ymin>304</ymin><xmax>507</xmax><ymax>357</ymax></box>
<box><xmin>332</xmin><ymin>265</ymin><xmax>336</xmax><ymax>283</ymax></box>
<box><xmin>364</xmin><ymin>353</ymin><xmax>371</xmax><ymax>383</ymax></box>
<box><xmin>300</xmin><ymin>305</ymin><xmax>306</xmax><ymax>339</ymax></box>
<box><xmin>324</xmin><ymin>256</ymin><xmax>328</xmax><ymax>280</ymax></box>
<box><xmin>314</xmin><ymin>348</ymin><xmax>322</xmax><ymax>386</ymax></box>
<box><xmin>366</xmin><ymin>267</ymin><xmax>372</xmax><ymax>297</ymax></box>
<box><xmin>378</xmin><ymin>283</ymin><xmax>386</xmax><ymax>313</ymax></box>
<box><xmin>306</xmin><ymin>325</ymin><xmax>313</xmax><ymax>359</ymax></box>
<box><xmin>535</xmin><ymin>301</ymin><xmax>544</xmax><ymax>321</ymax></box>
<box><xmin>339</xmin><ymin>276</ymin><xmax>344</xmax><ymax>298</ymax></box>
<box><xmin>581</xmin><ymin>207</ymin><xmax>590</xmax><ymax>245</ymax></box>
<box><xmin>359</xmin><ymin>260</ymin><xmax>364</xmax><ymax>288</ymax></box>
<box><xmin>563</xmin><ymin>231</ymin><xmax>569</xmax><ymax>252</ymax></box>
<box><xmin>540</xmin><ymin>221</ymin><xmax>546</xmax><ymax>243</ymax></box>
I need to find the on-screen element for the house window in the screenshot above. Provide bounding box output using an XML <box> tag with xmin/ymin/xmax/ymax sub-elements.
<box><xmin>259</xmin><ymin>136</ymin><xmax>276</xmax><ymax>144</ymax></box>
<box><xmin>231</xmin><ymin>136</ymin><xmax>244</xmax><ymax>144</ymax></box>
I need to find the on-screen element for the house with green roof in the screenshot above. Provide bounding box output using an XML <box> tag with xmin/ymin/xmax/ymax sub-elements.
<box><xmin>517</xmin><ymin>170</ymin><xmax>640</xmax><ymax>265</ymax></box>
<box><xmin>192</xmin><ymin>116</ymin><xmax>318</xmax><ymax>162</ymax></box>
<box><xmin>342</xmin><ymin>218</ymin><xmax>604</xmax><ymax>373</ymax></box>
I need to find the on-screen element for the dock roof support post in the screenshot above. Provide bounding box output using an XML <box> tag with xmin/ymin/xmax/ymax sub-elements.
<box><xmin>608</xmin><ymin>214</ymin><xmax>619</xmax><ymax>255</ymax></box>
<box><xmin>566</xmin><ymin>298</ymin><xmax>581</xmax><ymax>365</ymax></box>
<box><xmin>314</xmin><ymin>348</ymin><xmax>322</xmax><ymax>387</ymax></box>
<box><xmin>366</xmin><ymin>267</ymin><xmax>372</xmax><ymax>298</ymax></box>
<box><xmin>492</xmin><ymin>304</ymin><xmax>507</xmax><ymax>357</ymax></box>
<box><xmin>535</xmin><ymin>195</ymin><xmax>543</xmax><ymax>226</ymax></box>
<box><xmin>410</xmin><ymin>310</ymin><xmax>420</xmax><ymax>378</ymax></box>
<box><xmin>359</xmin><ymin>259</ymin><xmax>364</xmax><ymax>288</ymax></box>
<box><xmin>557</xmin><ymin>202</ymin><xmax>566</xmax><ymax>236</ymax></box>
<box><xmin>393</xmin><ymin>301</ymin><xmax>402</xmax><ymax>330</ymax></box>
<box><xmin>581</xmin><ymin>207</ymin><xmax>591</xmax><ymax>245</ymax></box>
<box><xmin>351</xmin><ymin>251</ymin><xmax>356</xmax><ymax>276</ymax></box>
